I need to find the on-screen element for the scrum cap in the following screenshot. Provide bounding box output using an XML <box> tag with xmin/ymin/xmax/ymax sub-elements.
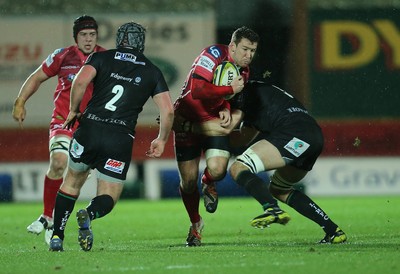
<box><xmin>116</xmin><ymin>22</ymin><xmax>146</xmax><ymax>52</ymax></box>
<box><xmin>73</xmin><ymin>15</ymin><xmax>98</xmax><ymax>42</ymax></box>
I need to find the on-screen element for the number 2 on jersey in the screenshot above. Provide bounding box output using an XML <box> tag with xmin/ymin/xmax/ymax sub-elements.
<box><xmin>105</xmin><ymin>85</ymin><xmax>124</xmax><ymax>111</ymax></box>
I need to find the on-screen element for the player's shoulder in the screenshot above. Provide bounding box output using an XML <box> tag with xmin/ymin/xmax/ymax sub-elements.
<box><xmin>246</xmin><ymin>80</ymin><xmax>274</xmax><ymax>93</ymax></box>
<box><xmin>95</xmin><ymin>45</ymin><xmax>107</xmax><ymax>52</ymax></box>
<box><xmin>50</xmin><ymin>45</ymin><xmax>81</xmax><ymax>59</ymax></box>
<box><xmin>61</xmin><ymin>45</ymin><xmax>79</xmax><ymax>54</ymax></box>
<box><xmin>202</xmin><ymin>44</ymin><xmax>228</xmax><ymax>60</ymax></box>
<box><xmin>48</xmin><ymin>46</ymin><xmax>67</xmax><ymax>57</ymax></box>
<box><xmin>44</xmin><ymin>46</ymin><xmax>71</xmax><ymax>67</ymax></box>
<box><xmin>91</xmin><ymin>48</ymin><xmax>117</xmax><ymax>60</ymax></box>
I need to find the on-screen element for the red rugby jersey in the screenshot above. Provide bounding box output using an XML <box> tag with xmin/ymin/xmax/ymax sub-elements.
<box><xmin>174</xmin><ymin>44</ymin><xmax>249</xmax><ymax>122</ymax></box>
<box><xmin>41</xmin><ymin>45</ymin><xmax>106</xmax><ymax>128</ymax></box>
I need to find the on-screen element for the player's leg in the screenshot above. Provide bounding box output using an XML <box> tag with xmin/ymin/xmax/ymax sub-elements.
<box><xmin>49</xmin><ymin>124</ymin><xmax>95</xmax><ymax>251</ymax></box>
<box><xmin>201</xmin><ymin>155</ymin><xmax>229</xmax><ymax>213</ymax></box>
<box><xmin>76</xmin><ymin>176</ymin><xmax>123</xmax><ymax>252</ymax></box>
<box><xmin>201</xmin><ymin>136</ymin><xmax>231</xmax><ymax>213</ymax></box>
<box><xmin>271</xmin><ymin>166</ymin><xmax>347</xmax><ymax>243</ymax></box>
<box><xmin>27</xmin><ymin>134</ymin><xmax>70</xmax><ymax>245</ymax></box>
<box><xmin>49</xmin><ymin>163</ymin><xmax>90</xmax><ymax>251</ymax></box>
<box><xmin>175</xmin><ymin>131</ymin><xmax>204</xmax><ymax>246</ymax></box>
<box><xmin>74</xmin><ymin>128</ymin><xmax>133</xmax><ymax>251</ymax></box>
<box><xmin>177</xmin><ymin>157</ymin><xmax>203</xmax><ymax>246</ymax></box>
<box><xmin>230</xmin><ymin>139</ymin><xmax>290</xmax><ymax>227</ymax></box>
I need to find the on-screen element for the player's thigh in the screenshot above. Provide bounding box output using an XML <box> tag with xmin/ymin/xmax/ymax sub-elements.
<box><xmin>175</xmin><ymin>132</ymin><xmax>203</xmax><ymax>188</ymax></box>
<box><xmin>97</xmin><ymin>133</ymin><xmax>133</xmax><ymax>182</ymax></box>
<box><xmin>249</xmin><ymin>139</ymin><xmax>286</xmax><ymax>170</ymax></box>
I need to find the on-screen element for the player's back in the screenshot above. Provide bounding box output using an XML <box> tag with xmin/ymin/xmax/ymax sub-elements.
<box><xmin>243</xmin><ymin>81</ymin><xmax>316</xmax><ymax>132</ymax></box>
<box><xmin>83</xmin><ymin>48</ymin><xmax>167</xmax><ymax>130</ymax></box>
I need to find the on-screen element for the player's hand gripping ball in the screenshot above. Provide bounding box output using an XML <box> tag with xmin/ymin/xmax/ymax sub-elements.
<box><xmin>213</xmin><ymin>61</ymin><xmax>240</xmax><ymax>99</ymax></box>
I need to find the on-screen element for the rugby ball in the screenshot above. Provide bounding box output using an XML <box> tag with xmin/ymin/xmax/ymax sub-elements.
<box><xmin>213</xmin><ymin>61</ymin><xmax>240</xmax><ymax>99</ymax></box>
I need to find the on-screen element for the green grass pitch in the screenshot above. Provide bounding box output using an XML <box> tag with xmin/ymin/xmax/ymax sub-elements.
<box><xmin>0</xmin><ymin>196</ymin><xmax>399</xmax><ymax>274</ymax></box>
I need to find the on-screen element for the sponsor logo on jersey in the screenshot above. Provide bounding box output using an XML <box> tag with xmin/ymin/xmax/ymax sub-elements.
<box><xmin>110</xmin><ymin>72</ymin><xmax>133</xmax><ymax>83</ymax></box>
<box><xmin>104</xmin><ymin>158</ymin><xmax>125</xmax><ymax>174</ymax></box>
<box><xmin>86</xmin><ymin>113</ymin><xmax>127</xmax><ymax>126</ymax></box>
<box><xmin>52</xmin><ymin>123</ymin><xmax>64</xmax><ymax>130</ymax></box>
<box><xmin>197</xmin><ymin>55</ymin><xmax>215</xmax><ymax>72</ymax></box>
<box><xmin>114</xmin><ymin>52</ymin><xmax>145</xmax><ymax>65</ymax></box>
<box><xmin>45</xmin><ymin>48</ymin><xmax>64</xmax><ymax>67</ymax></box>
<box><xmin>61</xmin><ymin>65</ymin><xmax>80</xmax><ymax>70</ymax></box>
<box><xmin>208</xmin><ymin>46</ymin><xmax>221</xmax><ymax>58</ymax></box>
<box><xmin>286</xmin><ymin>107</ymin><xmax>308</xmax><ymax>114</ymax></box>
<box><xmin>70</xmin><ymin>138</ymin><xmax>84</xmax><ymax>159</ymax></box>
<box><xmin>284</xmin><ymin>137</ymin><xmax>310</xmax><ymax>157</ymax></box>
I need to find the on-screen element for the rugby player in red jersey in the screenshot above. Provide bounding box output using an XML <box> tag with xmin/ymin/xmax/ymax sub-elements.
<box><xmin>173</xmin><ymin>26</ymin><xmax>259</xmax><ymax>246</ymax></box>
<box><xmin>12</xmin><ymin>15</ymin><xmax>106</xmax><ymax>245</ymax></box>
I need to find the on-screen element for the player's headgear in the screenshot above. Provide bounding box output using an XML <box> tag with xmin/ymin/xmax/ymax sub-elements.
<box><xmin>73</xmin><ymin>15</ymin><xmax>98</xmax><ymax>42</ymax></box>
<box><xmin>116</xmin><ymin>22</ymin><xmax>146</xmax><ymax>52</ymax></box>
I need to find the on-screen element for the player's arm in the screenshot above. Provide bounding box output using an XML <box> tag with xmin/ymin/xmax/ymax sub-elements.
<box><xmin>146</xmin><ymin>91</ymin><xmax>174</xmax><ymax>158</ymax></box>
<box><xmin>174</xmin><ymin>109</ymin><xmax>243</xmax><ymax>136</ymax></box>
<box><xmin>229</xmin><ymin>123</ymin><xmax>259</xmax><ymax>148</ymax></box>
<box><xmin>12</xmin><ymin>66</ymin><xmax>50</xmax><ymax>128</ymax></box>
<box><xmin>190</xmin><ymin>74</ymin><xmax>244</xmax><ymax>100</ymax></box>
<box><xmin>63</xmin><ymin>65</ymin><xmax>96</xmax><ymax>129</ymax></box>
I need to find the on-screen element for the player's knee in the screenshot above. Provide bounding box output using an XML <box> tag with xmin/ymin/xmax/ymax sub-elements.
<box><xmin>205</xmin><ymin>151</ymin><xmax>229</xmax><ymax>180</ymax></box>
<box><xmin>234</xmin><ymin>169</ymin><xmax>259</xmax><ymax>188</ymax></box>
<box><xmin>235</xmin><ymin>148</ymin><xmax>265</xmax><ymax>174</ymax></box>
<box><xmin>269</xmin><ymin>185</ymin><xmax>291</xmax><ymax>203</ymax></box>
<box><xmin>229</xmin><ymin>161</ymin><xmax>248</xmax><ymax>181</ymax></box>
<box><xmin>269</xmin><ymin>172</ymin><xmax>294</xmax><ymax>203</ymax></box>
<box><xmin>205</xmin><ymin>164</ymin><xmax>227</xmax><ymax>181</ymax></box>
<box><xmin>179</xmin><ymin>178</ymin><xmax>198</xmax><ymax>193</ymax></box>
<box><xmin>50</xmin><ymin>152</ymin><xmax>68</xmax><ymax>167</ymax></box>
<box><xmin>230</xmin><ymin>148</ymin><xmax>264</xmax><ymax>180</ymax></box>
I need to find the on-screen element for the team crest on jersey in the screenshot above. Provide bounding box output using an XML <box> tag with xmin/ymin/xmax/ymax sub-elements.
<box><xmin>284</xmin><ymin>137</ymin><xmax>310</xmax><ymax>157</ymax></box>
<box><xmin>70</xmin><ymin>138</ymin><xmax>84</xmax><ymax>159</ymax></box>
<box><xmin>104</xmin><ymin>158</ymin><xmax>125</xmax><ymax>174</ymax></box>
<box><xmin>67</xmin><ymin>74</ymin><xmax>75</xmax><ymax>82</ymax></box>
<box><xmin>197</xmin><ymin>55</ymin><xmax>215</xmax><ymax>72</ymax></box>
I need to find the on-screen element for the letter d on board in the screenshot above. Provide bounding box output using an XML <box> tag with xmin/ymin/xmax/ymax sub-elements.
<box><xmin>319</xmin><ymin>21</ymin><xmax>379</xmax><ymax>69</ymax></box>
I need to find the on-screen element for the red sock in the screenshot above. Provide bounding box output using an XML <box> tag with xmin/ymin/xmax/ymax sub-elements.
<box><xmin>179</xmin><ymin>186</ymin><xmax>201</xmax><ymax>224</ymax></box>
<box><xmin>43</xmin><ymin>176</ymin><xmax>63</xmax><ymax>218</ymax></box>
<box><xmin>201</xmin><ymin>168</ymin><xmax>214</xmax><ymax>185</ymax></box>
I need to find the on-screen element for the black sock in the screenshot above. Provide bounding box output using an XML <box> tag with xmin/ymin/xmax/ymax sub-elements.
<box><xmin>236</xmin><ymin>170</ymin><xmax>278</xmax><ymax>208</ymax></box>
<box><xmin>52</xmin><ymin>190</ymin><xmax>78</xmax><ymax>240</ymax></box>
<box><xmin>286</xmin><ymin>190</ymin><xmax>338</xmax><ymax>234</ymax></box>
<box><xmin>86</xmin><ymin>194</ymin><xmax>114</xmax><ymax>221</ymax></box>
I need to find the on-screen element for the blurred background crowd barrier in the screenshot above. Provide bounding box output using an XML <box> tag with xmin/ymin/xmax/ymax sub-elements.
<box><xmin>0</xmin><ymin>0</ymin><xmax>399</xmax><ymax>201</ymax></box>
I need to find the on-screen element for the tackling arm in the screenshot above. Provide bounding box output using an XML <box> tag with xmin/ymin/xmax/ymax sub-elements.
<box><xmin>173</xmin><ymin>109</ymin><xmax>243</xmax><ymax>136</ymax></box>
<box><xmin>190</xmin><ymin>73</ymin><xmax>244</xmax><ymax>100</ymax></box>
